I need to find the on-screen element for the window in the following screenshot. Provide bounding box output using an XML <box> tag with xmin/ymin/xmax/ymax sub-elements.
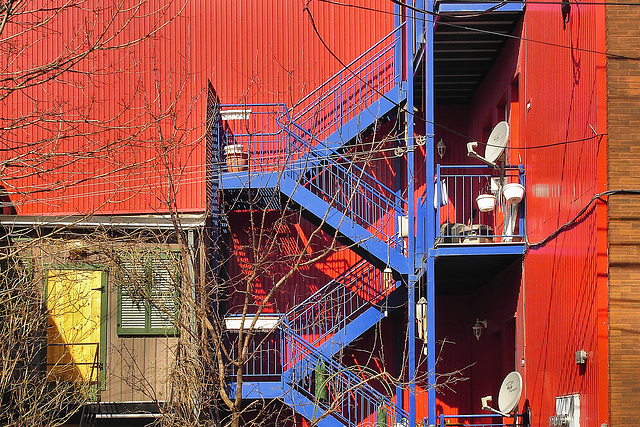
<box><xmin>117</xmin><ymin>250</ymin><xmax>180</xmax><ymax>336</ymax></box>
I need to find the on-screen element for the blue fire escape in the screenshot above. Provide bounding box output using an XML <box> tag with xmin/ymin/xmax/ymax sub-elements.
<box><xmin>214</xmin><ymin>1</ymin><xmax>526</xmax><ymax>426</ymax></box>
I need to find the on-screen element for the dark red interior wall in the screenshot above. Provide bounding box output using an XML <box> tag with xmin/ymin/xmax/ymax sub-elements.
<box><xmin>430</xmin><ymin>261</ymin><xmax>521</xmax><ymax>418</ymax></box>
<box><xmin>225</xmin><ymin>210</ymin><xmax>360</xmax><ymax>313</ymax></box>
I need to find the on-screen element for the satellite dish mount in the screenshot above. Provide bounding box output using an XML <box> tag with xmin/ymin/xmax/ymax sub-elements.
<box><xmin>467</xmin><ymin>121</ymin><xmax>510</xmax><ymax>168</ymax></box>
<box><xmin>480</xmin><ymin>371</ymin><xmax>530</xmax><ymax>427</ymax></box>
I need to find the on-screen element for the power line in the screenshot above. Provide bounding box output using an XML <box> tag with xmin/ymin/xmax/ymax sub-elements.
<box><xmin>302</xmin><ymin>3</ymin><xmax>613</xmax><ymax>149</ymax></box>
<box><xmin>386</xmin><ymin>0</ymin><xmax>640</xmax><ymax>61</ymax></box>
<box><xmin>314</xmin><ymin>0</ymin><xmax>639</xmax><ymax>61</ymax></box>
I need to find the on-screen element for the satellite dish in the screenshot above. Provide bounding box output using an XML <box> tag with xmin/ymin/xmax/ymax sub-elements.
<box><xmin>466</xmin><ymin>121</ymin><xmax>510</xmax><ymax>167</ymax></box>
<box><xmin>480</xmin><ymin>371</ymin><xmax>523</xmax><ymax>417</ymax></box>
<box><xmin>498</xmin><ymin>371</ymin><xmax>523</xmax><ymax>414</ymax></box>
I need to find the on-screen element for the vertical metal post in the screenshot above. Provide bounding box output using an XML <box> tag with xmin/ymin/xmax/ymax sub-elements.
<box><xmin>406</xmin><ymin>0</ymin><xmax>417</xmax><ymax>425</ymax></box>
<box><xmin>424</xmin><ymin>0</ymin><xmax>437</xmax><ymax>424</ymax></box>
<box><xmin>394</xmin><ymin>2</ymin><xmax>402</xmax><ymax>87</ymax></box>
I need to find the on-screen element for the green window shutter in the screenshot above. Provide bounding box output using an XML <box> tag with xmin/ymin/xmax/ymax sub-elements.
<box><xmin>119</xmin><ymin>258</ymin><xmax>147</xmax><ymax>331</ymax></box>
<box><xmin>117</xmin><ymin>250</ymin><xmax>179</xmax><ymax>336</ymax></box>
<box><xmin>148</xmin><ymin>256</ymin><xmax>178</xmax><ymax>330</ymax></box>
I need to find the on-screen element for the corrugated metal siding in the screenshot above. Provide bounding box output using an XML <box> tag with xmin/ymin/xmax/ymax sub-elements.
<box><xmin>226</xmin><ymin>210</ymin><xmax>362</xmax><ymax>314</ymax></box>
<box><xmin>210</xmin><ymin>0</ymin><xmax>393</xmax><ymax>105</ymax></box>
<box><xmin>429</xmin><ymin>2</ymin><xmax>606</xmax><ymax>423</ymax></box>
<box><xmin>519</xmin><ymin>2</ymin><xmax>606</xmax><ymax>426</ymax></box>
<box><xmin>4</xmin><ymin>0</ymin><xmax>394</xmax><ymax>215</ymax></box>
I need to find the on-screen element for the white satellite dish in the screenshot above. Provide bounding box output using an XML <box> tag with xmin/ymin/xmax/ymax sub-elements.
<box><xmin>481</xmin><ymin>371</ymin><xmax>523</xmax><ymax>417</ymax></box>
<box><xmin>498</xmin><ymin>371</ymin><xmax>523</xmax><ymax>414</ymax></box>
<box><xmin>467</xmin><ymin>121</ymin><xmax>510</xmax><ymax>167</ymax></box>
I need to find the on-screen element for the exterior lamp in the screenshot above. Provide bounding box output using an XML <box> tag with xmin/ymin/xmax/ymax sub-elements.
<box><xmin>473</xmin><ymin>319</ymin><xmax>487</xmax><ymax>340</ymax></box>
<box><xmin>437</xmin><ymin>138</ymin><xmax>446</xmax><ymax>159</ymax></box>
<box><xmin>383</xmin><ymin>266</ymin><xmax>394</xmax><ymax>288</ymax></box>
<box><xmin>416</xmin><ymin>297</ymin><xmax>428</xmax><ymax>341</ymax></box>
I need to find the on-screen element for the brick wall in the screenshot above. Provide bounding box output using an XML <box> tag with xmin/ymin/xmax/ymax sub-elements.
<box><xmin>607</xmin><ymin>4</ymin><xmax>640</xmax><ymax>426</ymax></box>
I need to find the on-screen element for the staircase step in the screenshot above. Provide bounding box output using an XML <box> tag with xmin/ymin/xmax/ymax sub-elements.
<box><xmin>279</xmin><ymin>176</ymin><xmax>407</xmax><ymax>274</ymax></box>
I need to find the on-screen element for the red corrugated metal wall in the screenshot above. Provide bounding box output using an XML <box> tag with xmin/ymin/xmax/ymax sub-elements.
<box><xmin>4</xmin><ymin>0</ymin><xmax>395</xmax><ymax>215</ymax></box>
<box><xmin>518</xmin><ymin>1</ymin><xmax>607</xmax><ymax>425</ymax></box>
<box><xmin>428</xmin><ymin>1</ymin><xmax>607</xmax><ymax>424</ymax></box>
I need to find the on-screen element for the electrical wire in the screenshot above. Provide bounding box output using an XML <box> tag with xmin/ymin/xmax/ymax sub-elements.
<box><xmin>313</xmin><ymin>0</ymin><xmax>640</xmax><ymax>61</ymax></box>
<box><xmin>302</xmin><ymin>3</ymin><xmax>614</xmax><ymax>149</ymax></box>
<box><xmin>386</xmin><ymin>0</ymin><xmax>640</xmax><ymax>61</ymax></box>
<box><xmin>528</xmin><ymin>189</ymin><xmax>640</xmax><ymax>248</ymax></box>
<box><xmin>317</xmin><ymin>0</ymin><xmax>640</xmax><ymax>11</ymax></box>
<box><xmin>0</xmin><ymin>127</ymin><xmax>607</xmax><ymax>208</ymax></box>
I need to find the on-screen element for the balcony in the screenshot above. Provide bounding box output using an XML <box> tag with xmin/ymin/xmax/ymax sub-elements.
<box><xmin>419</xmin><ymin>164</ymin><xmax>526</xmax><ymax>294</ymax></box>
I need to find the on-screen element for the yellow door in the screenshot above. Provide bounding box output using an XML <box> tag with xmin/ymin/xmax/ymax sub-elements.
<box><xmin>46</xmin><ymin>269</ymin><xmax>104</xmax><ymax>382</ymax></box>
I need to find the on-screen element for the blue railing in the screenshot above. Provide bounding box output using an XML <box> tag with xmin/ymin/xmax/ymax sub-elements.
<box><xmin>428</xmin><ymin>164</ymin><xmax>526</xmax><ymax>245</ymax></box>
<box><xmin>282</xmin><ymin>326</ymin><xmax>408</xmax><ymax>427</ymax></box>
<box><xmin>226</xmin><ymin>327</ymin><xmax>284</xmax><ymax>379</ymax></box>
<box><xmin>220</xmin><ymin>102</ymin><xmax>408</xmax><ymax>252</ymax></box>
<box><xmin>289</xmin><ymin>23</ymin><xmax>404</xmax><ymax>145</ymax></box>
<box><xmin>436</xmin><ymin>413</ymin><xmax>520</xmax><ymax>427</ymax></box>
<box><xmin>226</xmin><ymin>321</ymin><xmax>407</xmax><ymax>426</ymax></box>
<box><xmin>286</xmin><ymin>258</ymin><xmax>395</xmax><ymax>348</ymax></box>
<box><xmin>284</xmin><ymin>118</ymin><xmax>407</xmax><ymax>252</ymax></box>
<box><xmin>219</xmin><ymin>103</ymin><xmax>291</xmax><ymax>172</ymax></box>
<box><xmin>228</xmin><ymin>258</ymin><xmax>395</xmax><ymax>377</ymax></box>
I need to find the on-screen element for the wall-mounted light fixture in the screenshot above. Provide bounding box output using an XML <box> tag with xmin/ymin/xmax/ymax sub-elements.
<box><xmin>473</xmin><ymin>319</ymin><xmax>487</xmax><ymax>340</ymax></box>
<box><xmin>437</xmin><ymin>138</ymin><xmax>447</xmax><ymax>159</ymax></box>
<box><xmin>383</xmin><ymin>266</ymin><xmax>394</xmax><ymax>288</ymax></box>
<box><xmin>416</xmin><ymin>297</ymin><xmax>428</xmax><ymax>341</ymax></box>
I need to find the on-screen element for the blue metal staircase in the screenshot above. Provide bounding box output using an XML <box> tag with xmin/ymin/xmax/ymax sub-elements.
<box><xmin>233</xmin><ymin>259</ymin><xmax>407</xmax><ymax>426</ymax></box>
<box><xmin>220</xmin><ymin>24</ymin><xmax>410</xmax><ymax>427</ymax></box>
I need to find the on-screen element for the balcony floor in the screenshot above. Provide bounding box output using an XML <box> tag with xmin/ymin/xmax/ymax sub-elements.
<box><xmin>435</xmin><ymin>244</ymin><xmax>524</xmax><ymax>295</ymax></box>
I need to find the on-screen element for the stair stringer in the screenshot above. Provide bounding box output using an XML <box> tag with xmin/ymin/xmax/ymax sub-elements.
<box><xmin>279</xmin><ymin>175</ymin><xmax>407</xmax><ymax>275</ymax></box>
<box><xmin>320</xmin><ymin>86</ymin><xmax>406</xmax><ymax>154</ymax></box>
<box><xmin>232</xmin><ymin>381</ymin><xmax>347</xmax><ymax>426</ymax></box>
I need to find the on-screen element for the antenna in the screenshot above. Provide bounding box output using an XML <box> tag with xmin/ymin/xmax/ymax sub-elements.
<box><xmin>467</xmin><ymin>121</ymin><xmax>510</xmax><ymax>168</ymax></box>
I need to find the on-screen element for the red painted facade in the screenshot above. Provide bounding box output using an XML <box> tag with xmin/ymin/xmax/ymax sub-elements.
<box><xmin>4</xmin><ymin>0</ymin><xmax>395</xmax><ymax>216</ymax></box>
<box><xmin>430</xmin><ymin>1</ymin><xmax>608</xmax><ymax>425</ymax></box>
<box><xmin>4</xmin><ymin>1</ymin><xmax>612</xmax><ymax>426</ymax></box>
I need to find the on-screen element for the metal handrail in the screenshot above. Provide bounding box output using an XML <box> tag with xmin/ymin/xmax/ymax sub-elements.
<box><xmin>432</xmin><ymin>164</ymin><xmax>526</xmax><ymax>243</ymax></box>
<box><xmin>280</xmin><ymin>117</ymin><xmax>407</xmax><ymax>250</ymax></box>
<box><xmin>286</xmin><ymin>259</ymin><xmax>394</xmax><ymax>347</ymax></box>
<box><xmin>282</xmin><ymin>326</ymin><xmax>408</xmax><ymax>427</ymax></box>
<box><xmin>290</xmin><ymin>23</ymin><xmax>405</xmax><ymax>143</ymax></box>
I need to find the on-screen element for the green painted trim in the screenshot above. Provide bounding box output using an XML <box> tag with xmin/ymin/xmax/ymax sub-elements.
<box><xmin>116</xmin><ymin>250</ymin><xmax>180</xmax><ymax>337</ymax></box>
<box><xmin>99</xmin><ymin>270</ymin><xmax>108</xmax><ymax>390</ymax></box>
<box><xmin>46</xmin><ymin>262</ymin><xmax>106</xmax><ymax>271</ymax></box>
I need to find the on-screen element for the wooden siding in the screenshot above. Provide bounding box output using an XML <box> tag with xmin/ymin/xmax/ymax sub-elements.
<box><xmin>24</xmin><ymin>239</ymin><xmax>180</xmax><ymax>403</ymax></box>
